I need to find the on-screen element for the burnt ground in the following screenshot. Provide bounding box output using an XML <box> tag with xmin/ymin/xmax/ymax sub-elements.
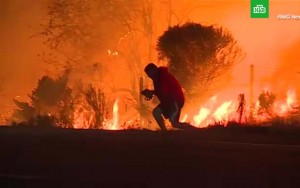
<box><xmin>1</xmin><ymin>125</ymin><xmax>300</xmax><ymax>188</ymax></box>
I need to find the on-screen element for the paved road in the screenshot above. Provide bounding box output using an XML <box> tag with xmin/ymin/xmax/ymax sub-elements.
<box><xmin>1</xmin><ymin>127</ymin><xmax>300</xmax><ymax>187</ymax></box>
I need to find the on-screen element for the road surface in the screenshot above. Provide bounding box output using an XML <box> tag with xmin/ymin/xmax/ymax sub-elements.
<box><xmin>1</xmin><ymin>126</ymin><xmax>300</xmax><ymax>187</ymax></box>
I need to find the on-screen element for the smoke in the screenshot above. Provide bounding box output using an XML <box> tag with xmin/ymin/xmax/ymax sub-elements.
<box><xmin>214</xmin><ymin>1</ymin><xmax>300</xmax><ymax>100</ymax></box>
<box><xmin>273</xmin><ymin>38</ymin><xmax>300</xmax><ymax>98</ymax></box>
<box><xmin>227</xmin><ymin>1</ymin><xmax>300</xmax><ymax>86</ymax></box>
<box><xmin>0</xmin><ymin>0</ymin><xmax>47</xmax><ymax>105</ymax></box>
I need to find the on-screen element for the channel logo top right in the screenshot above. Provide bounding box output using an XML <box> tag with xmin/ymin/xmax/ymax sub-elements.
<box><xmin>251</xmin><ymin>0</ymin><xmax>269</xmax><ymax>18</ymax></box>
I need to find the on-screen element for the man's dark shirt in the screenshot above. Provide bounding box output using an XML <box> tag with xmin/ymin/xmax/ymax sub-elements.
<box><xmin>153</xmin><ymin>67</ymin><xmax>184</xmax><ymax>109</ymax></box>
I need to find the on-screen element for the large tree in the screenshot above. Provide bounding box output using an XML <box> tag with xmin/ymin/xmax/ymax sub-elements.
<box><xmin>157</xmin><ymin>22</ymin><xmax>243</xmax><ymax>95</ymax></box>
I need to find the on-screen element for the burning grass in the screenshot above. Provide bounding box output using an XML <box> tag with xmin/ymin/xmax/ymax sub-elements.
<box><xmin>9</xmin><ymin>87</ymin><xmax>300</xmax><ymax>130</ymax></box>
<box><xmin>179</xmin><ymin>88</ymin><xmax>300</xmax><ymax>129</ymax></box>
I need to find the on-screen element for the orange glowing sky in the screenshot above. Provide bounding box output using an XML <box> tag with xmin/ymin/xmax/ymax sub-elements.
<box><xmin>183</xmin><ymin>1</ymin><xmax>300</xmax><ymax>91</ymax></box>
<box><xmin>1</xmin><ymin>0</ymin><xmax>300</xmax><ymax>123</ymax></box>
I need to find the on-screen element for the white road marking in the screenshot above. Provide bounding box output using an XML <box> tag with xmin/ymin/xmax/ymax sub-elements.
<box><xmin>209</xmin><ymin>140</ymin><xmax>300</xmax><ymax>148</ymax></box>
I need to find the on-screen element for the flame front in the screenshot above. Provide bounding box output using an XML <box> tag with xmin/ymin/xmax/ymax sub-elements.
<box><xmin>71</xmin><ymin>88</ymin><xmax>298</xmax><ymax>130</ymax></box>
<box><xmin>185</xmin><ymin>88</ymin><xmax>299</xmax><ymax>128</ymax></box>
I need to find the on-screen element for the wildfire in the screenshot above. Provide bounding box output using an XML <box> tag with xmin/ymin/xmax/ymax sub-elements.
<box><xmin>72</xmin><ymin>88</ymin><xmax>298</xmax><ymax>130</ymax></box>
<box><xmin>189</xmin><ymin>95</ymin><xmax>238</xmax><ymax>128</ymax></box>
<box><xmin>191</xmin><ymin>100</ymin><xmax>237</xmax><ymax>128</ymax></box>
<box><xmin>186</xmin><ymin>88</ymin><xmax>299</xmax><ymax>128</ymax></box>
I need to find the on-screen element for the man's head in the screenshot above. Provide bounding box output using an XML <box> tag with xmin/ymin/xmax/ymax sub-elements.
<box><xmin>144</xmin><ymin>63</ymin><xmax>158</xmax><ymax>79</ymax></box>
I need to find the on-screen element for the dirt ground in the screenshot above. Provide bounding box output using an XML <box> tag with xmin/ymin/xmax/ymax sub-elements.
<box><xmin>1</xmin><ymin>126</ymin><xmax>300</xmax><ymax>188</ymax></box>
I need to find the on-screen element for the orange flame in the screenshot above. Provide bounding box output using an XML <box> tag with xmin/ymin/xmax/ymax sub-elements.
<box><xmin>213</xmin><ymin>101</ymin><xmax>233</xmax><ymax>122</ymax></box>
<box><xmin>274</xmin><ymin>89</ymin><xmax>297</xmax><ymax>117</ymax></box>
<box><xmin>189</xmin><ymin>94</ymin><xmax>237</xmax><ymax>128</ymax></box>
<box><xmin>110</xmin><ymin>98</ymin><xmax>119</xmax><ymax>130</ymax></box>
<box><xmin>193</xmin><ymin>108</ymin><xmax>210</xmax><ymax>127</ymax></box>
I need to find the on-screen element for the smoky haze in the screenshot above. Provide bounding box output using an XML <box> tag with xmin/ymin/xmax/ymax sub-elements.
<box><xmin>0</xmin><ymin>0</ymin><xmax>47</xmax><ymax>116</ymax></box>
<box><xmin>223</xmin><ymin>1</ymin><xmax>300</xmax><ymax>99</ymax></box>
<box><xmin>0</xmin><ymin>0</ymin><xmax>300</xmax><ymax>124</ymax></box>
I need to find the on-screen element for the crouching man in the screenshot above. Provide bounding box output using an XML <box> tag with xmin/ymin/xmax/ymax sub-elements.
<box><xmin>141</xmin><ymin>63</ymin><xmax>186</xmax><ymax>130</ymax></box>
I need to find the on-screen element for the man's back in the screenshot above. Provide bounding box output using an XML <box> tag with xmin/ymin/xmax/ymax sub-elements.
<box><xmin>154</xmin><ymin>67</ymin><xmax>184</xmax><ymax>107</ymax></box>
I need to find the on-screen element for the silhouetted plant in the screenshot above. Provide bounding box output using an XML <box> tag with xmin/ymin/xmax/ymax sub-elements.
<box><xmin>12</xmin><ymin>100</ymin><xmax>35</xmax><ymax>123</ymax></box>
<box><xmin>258</xmin><ymin>91</ymin><xmax>276</xmax><ymax>117</ymax></box>
<box><xmin>237</xmin><ymin>93</ymin><xmax>246</xmax><ymax>123</ymax></box>
<box><xmin>35</xmin><ymin>115</ymin><xmax>56</xmax><ymax>127</ymax></box>
<box><xmin>12</xmin><ymin>70</ymin><xmax>75</xmax><ymax>127</ymax></box>
<box><xmin>157</xmin><ymin>22</ymin><xmax>243</xmax><ymax>95</ymax></box>
<box><xmin>84</xmin><ymin>85</ymin><xmax>107</xmax><ymax>128</ymax></box>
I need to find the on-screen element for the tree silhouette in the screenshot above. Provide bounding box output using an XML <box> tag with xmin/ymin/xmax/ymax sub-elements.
<box><xmin>157</xmin><ymin>22</ymin><xmax>243</xmax><ymax>95</ymax></box>
<box><xmin>12</xmin><ymin>70</ymin><xmax>75</xmax><ymax>127</ymax></box>
<box><xmin>39</xmin><ymin>0</ymin><xmax>137</xmax><ymax>74</ymax></box>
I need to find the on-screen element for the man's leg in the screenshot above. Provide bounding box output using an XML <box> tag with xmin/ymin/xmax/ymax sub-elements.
<box><xmin>169</xmin><ymin>103</ymin><xmax>195</xmax><ymax>129</ymax></box>
<box><xmin>153</xmin><ymin>105</ymin><xmax>167</xmax><ymax>130</ymax></box>
<box><xmin>169</xmin><ymin>102</ymin><xmax>183</xmax><ymax>129</ymax></box>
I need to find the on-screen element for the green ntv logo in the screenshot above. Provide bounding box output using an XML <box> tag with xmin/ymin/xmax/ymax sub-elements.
<box><xmin>251</xmin><ymin>0</ymin><xmax>269</xmax><ymax>18</ymax></box>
